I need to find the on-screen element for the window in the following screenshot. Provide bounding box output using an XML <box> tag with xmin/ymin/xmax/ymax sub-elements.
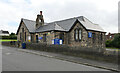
<box><xmin>75</xmin><ymin>29</ymin><xmax>78</xmax><ymax>40</ymax></box>
<box><xmin>22</xmin><ymin>28</ymin><xmax>24</xmax><ymax>32</ymax></box>
<box><xmin>79</xmin><ymin>29</ymin><xmax>82</xmax><ymax>40</ymax></box>
<box><xmin>36</xmin><ymin>35</ymin><xmax>38</xmax><ymax>43</ymax></box>
<box><xmin>31</xmin><ymin>35</ymin><xmax>32</xmax><ymax>42</ymax></box>
<box><xmin>20</xmin><ymin>33</ymin><xmax>22</xmax><ymax>40</ymax></box>
<box><xmin>92</xmin><ymin>33</ymin><xmax>96</xmax><ymax>43</ymax></box>
<box><xmin>43</xmin><ymin>34</ymin><xmax>47</xmax><ymax>42</ymax></box>
<box><xmin>98</xmin><ymin>34</ymin><xmax>100</xmax><ymax>43</ymax></box>
<box><xmin>101</xmin><ymin>33</ymin><xmax>103</xmax><ymax>41</ymax></box>
<box><xmin>60</xmin><ymin>33</ymin><xmax>64</xmax><ymax>43</ymax></box>
<box><xmin>74</xmin><ymin>28</ymin><xmax>82</xmax><ymax>41</ymax></box>
<box><xmin>25</xmin><ymin>32</ymin><xmax>26</xmax><ymax>41</ymax></box>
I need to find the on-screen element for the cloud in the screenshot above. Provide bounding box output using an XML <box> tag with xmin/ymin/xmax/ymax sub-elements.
<box><xmin>0</xmin><ymin>0</ymin><xmax>119</xmax><ymax>34</ymax></box>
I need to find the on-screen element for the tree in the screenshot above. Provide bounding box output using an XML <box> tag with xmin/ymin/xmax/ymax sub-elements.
<box><xmin>9</xmin><ymin>32</ymin><xmax>17</xmax><ymax>39</ymax></box>
<box><xmin>105</xmin><ymin>33</ymin><xmax>120</xmax><ymax>49</ymax></box>
<box><xmin>105</xmin><ymin>40</ymin><xmax>112</xmax><ymax>47</ymax></box>
<box><xmin>112</xmin><ymin>33</ymin><xmax>120</xmax><ymax>48</ymax></box>
<box><xmin>10</xmin><ymin>33</ymin><xmax>15</xmax><ymax>36</ymax></box>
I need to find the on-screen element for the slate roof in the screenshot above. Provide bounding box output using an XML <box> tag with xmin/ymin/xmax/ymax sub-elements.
<box><xmin>18</xmin><ymin>16</ymin><xmax>105</xmax><ymax>34</ymax></box>
<box><xmin>22</xmin><ymin>18</ymin><xmax>36</xmax><ymax>33</ymax></box>
<box><xmin>35</xmin><ymin>23</ymin><xmax>66</xmax><ymax>32</ymax></box>
<box><xmin>77</xmin><ymin>16</ymin><xmax>104</xmax><ymax>32</ymax></box>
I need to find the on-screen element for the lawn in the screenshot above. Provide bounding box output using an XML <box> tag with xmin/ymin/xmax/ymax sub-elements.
<box><xmin>0</xmin><ymin>39</ymin><xmax>17</xmax><ymax>42</ymax></box>
<box><xmin>106</xmin><ymin>47</ymin><xmax>119</xmax><ymax>49</ymax></box>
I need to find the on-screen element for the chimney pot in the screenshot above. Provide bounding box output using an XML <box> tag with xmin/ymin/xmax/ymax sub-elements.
<box><xmin>40</xmin><ymin>11</ymin><xmax>42</xmax><ymax>15</ymax></box>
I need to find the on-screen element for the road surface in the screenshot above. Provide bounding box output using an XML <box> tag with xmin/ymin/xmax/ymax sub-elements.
<box><xmin>2</xmin><ymin>46</ymin><xmax>109</xmax><ymax>71</ymax></box>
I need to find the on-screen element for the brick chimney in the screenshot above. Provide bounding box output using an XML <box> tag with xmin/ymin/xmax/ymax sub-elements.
<box><xmin>40</xmin><ymin>11</ymin><xmax>42</xmax><ymax>15</ymax></box>
<box><xmin>36</xmin><ymin>11</ymin><xmax>44</xmax><ymax>29</ymax></box>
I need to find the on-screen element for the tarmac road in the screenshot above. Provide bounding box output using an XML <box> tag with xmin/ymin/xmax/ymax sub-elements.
<box><xmin>2</xmin><ymin>46</ymin><xmax>109</xmax><ymax>71</ymax></box>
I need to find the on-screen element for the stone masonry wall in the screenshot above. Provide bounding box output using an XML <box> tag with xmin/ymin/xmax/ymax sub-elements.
<box><xmin>34</xmin><ymin>31</ymin><xmax>55</xmax><ymax>44</ymax></box>
<box><xmin>17</xmin><ymin>22</ymin><xmax>30</xmax><ymax>42</ymax></box>
<box><xmin>68</xmin><ymin>22</ymin><xmax>88</xmax><ymax>47</ymax></box>
<box><xmin>68</xmin><ymin>22</ymin><xmax>105</xmax><ymax>48</ymax></box>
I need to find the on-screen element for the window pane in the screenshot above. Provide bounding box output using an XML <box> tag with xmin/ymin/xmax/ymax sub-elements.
<box><xmin>76</xmin><ymin>30</ymin><xmax>78</xmax><ymax>40</ymax></box>
<box><xmin>92</xmin><ymin>33</ymin><xmax>96</xmax><ymax>43</ymax></box>
<box><xmin>101</xmin><ymin>33</ymin><xmax>103</xmax><ymax>41</ymax></box>
<box><xmin>79</xmin><ymin>30</ymin><xmax>81</xmax><ymax>40</ymax></box>
<box><xmin>25</xmin><ymin>32</ymin><xmax>26</xmax><ymax>41</ymax></box>
<box><xmin>22</xmin><ymin>28</ymin><xmax>24</xmax><ymax>32</ymax></box>
<box><xmin>20</xmin><ymin>33</ymin><xmax>21</xmax><ymax>40</ymax></box>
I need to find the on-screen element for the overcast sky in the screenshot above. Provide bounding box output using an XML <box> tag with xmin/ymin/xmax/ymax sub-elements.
<box><xmin>0</xmin><ymin>0</ymin><xmax>119</xmax><ymax>34</ymax></box>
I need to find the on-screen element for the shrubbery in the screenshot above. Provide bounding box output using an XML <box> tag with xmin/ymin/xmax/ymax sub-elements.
<box><xmin>0</xmin><ymin>33</ymin><xmax>17</xmax><ymax>39</ymax></box>
<box><xmin>105</xmin><ymin>33</ymin><xmax>120</xmax><ymax>48</ymax></box>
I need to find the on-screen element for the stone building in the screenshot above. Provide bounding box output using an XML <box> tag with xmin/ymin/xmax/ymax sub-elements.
<box><xmin>16</xmin><ymin>11</ymin><xmax>106</xmax><ymax>48</ymax></box>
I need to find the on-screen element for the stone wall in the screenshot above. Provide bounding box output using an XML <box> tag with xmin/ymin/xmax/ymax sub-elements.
<box><xmin>68</xmin><ymin>22</ymin><xmax>88</xmax><ymax>47</ymax></box>
<box><xmin>34</xmin><ymin>31</ymin><xmax>55</xmax><ymax>44</ymax></box>
<box><xmin>1</xmin><ymin>41</ymin><xmax>119</xmax><ymax>63</ymax></box>
<box><xmin>17</xmin><ymin>22</ymin><xmax>31</xmax><ymax>42</ymax></box>
<box><xmin>87</xmin><ymin>31</ymin><xmax>106</xmax><ymax>48</ymax></box>
<box><xmin>25</xmin><ymin>42</ymin><xmax>119</xmax><ymax>64</ymax></box>
<box><xmin>68</xmin><ymin>22</ymin><xmax>105</xmax><ymax>48</ymax></box>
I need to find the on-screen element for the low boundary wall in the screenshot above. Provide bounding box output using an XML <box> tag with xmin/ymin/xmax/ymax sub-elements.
<box><xmin>25</xmin><ymin>42</ymin><xmax>119</xmax><ymax>64</ymax></box>
<box><xmin>1</xmin><ymin>42</ymin><xmax>119</xmax><ymax>64</ymax></box>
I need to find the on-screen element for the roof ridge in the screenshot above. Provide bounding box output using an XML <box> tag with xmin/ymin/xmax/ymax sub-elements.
<box><xmin>22</xmin><ymin>18</ymin><xmax>35</xmax><ymax>22</ymax></box>
<box><xmin>48</xmin><ymin>16</ymin><xmax>83</xmax><ymax>24</ymax></box>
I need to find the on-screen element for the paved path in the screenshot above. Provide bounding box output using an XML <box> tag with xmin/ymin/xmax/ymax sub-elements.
<box><xmin>2</xmin><ymin>46</ymin><xmax>109</xmax><ymax>71</ymax></box>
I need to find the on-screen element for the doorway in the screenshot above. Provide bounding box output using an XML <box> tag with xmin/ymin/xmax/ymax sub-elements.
<box><xmin>36</xmin><ymin>35</ymin><xmax>38</xmax><ymax>43</ymax></box>
<box><xmin>59</xmin><ymin>32</ymin><xmax>64</xmax><ymax>44</ymax></box>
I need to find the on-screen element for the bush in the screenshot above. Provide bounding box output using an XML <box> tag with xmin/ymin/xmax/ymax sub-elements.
<box><xmin>0</xmin><ymin>32</ymin><xmax>17</xmax><ymax>39</ymax></box>
<box><xmin>106</xmin><ymin>33</ymin><xmax>120</xmax><ymax>48</ymax></box>
<box><xmin>105</xmin><ymin>40</ymin><xmax>112</xmax><ymax>47</ymax></box>
<box><xmin>112</xmin><ymin>33</ymin><xmax>120</xmax><ymax>48</ymax></box>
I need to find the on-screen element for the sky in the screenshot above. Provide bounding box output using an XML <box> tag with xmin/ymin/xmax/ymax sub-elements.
<box><xmin>0</xmin><ymin>0</ymin><xmax>119</xmax><ymax>34</ymax></box>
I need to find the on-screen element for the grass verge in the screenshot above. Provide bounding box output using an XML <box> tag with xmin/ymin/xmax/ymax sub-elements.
<box><xmin>0</xmin><ymin>39</ymin><xmax>17</xmax><ymax>42</ymax></box>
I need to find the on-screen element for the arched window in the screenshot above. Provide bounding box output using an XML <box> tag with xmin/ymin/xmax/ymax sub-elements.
<box><xmin>74</xmin><ymin>28</ymin><xmax>82</xmax><ymax>41</ymax></box>
<box><xmin>25</xmin><ymin>32</ymin><xmax>26</xmax><ymax>41</ymax></box>
<box><xmin>79</xmin><ymin>29</ymin><xmax>82</xmax><ymax>40</ymax></box>
<box><xmin>75</xmin><ymin>29</ymin><xmax>78</xmax><ymax>40</ymax></box>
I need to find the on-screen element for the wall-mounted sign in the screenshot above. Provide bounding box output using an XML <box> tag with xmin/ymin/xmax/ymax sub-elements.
<box><xmin>52</xmin><ymin>40</ymin><xmax>54</xmax><ymax>44</ymax></box>
<box><xmin>28</xmin><ymin>36</ymin><xmax>31</xmax><ymax>42</ymax></box>
<box><xmin>88</xmin><ymin>32</ymin><xmax>92</xmax><ymax>38</ymax></box>
<box><xmin>59</xmin><ymin>40</ymin><xmax>63</xmax><ymax>44</ymax></box>
<box><xmin>38</xmin><ymin>37</ymin><xmax>42</xmax><ymax>40</ymax></box>
<box><xmin>52</xmin><ymin>38</ymin><xmax>63</xmax><ymax>45</ymax></box>
<box><xmin>54</xmin><ymin>38</ymin><xmax>59</xmax><ymax>45</ymax></box>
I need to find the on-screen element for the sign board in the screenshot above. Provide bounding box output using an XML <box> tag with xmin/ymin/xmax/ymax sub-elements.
<box><xmin>28</xmin><ymin>36</ymin><xmax>31</xmax><ymax>42</ymax></box>
<box><xmin>52</xmin><ymin>40</ymin><xmax>54</xmax><ymax>44</ymax></box>
<box><xmin>38</xmin><ymin>37</ymin><xmax>42</xmax><ymax>40</ymax></box>
<box><xmin>54</xmin><ymin>38</ymin><xmax>59</xmax><ymax>45</ymax></box>
<box><xmin>88</xmin><ymin>32</ymin><xmax>92</xmax><ymax>38</ymax></box>
<box><xmin>59</xmin><ymin>40</ymin><xmax>62</xmax><ymax>44</ymax></box>
<box><xmin>52</xmin><ymin>38</ymin><xmax>63</xmax><ymax>45</ymax></box>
